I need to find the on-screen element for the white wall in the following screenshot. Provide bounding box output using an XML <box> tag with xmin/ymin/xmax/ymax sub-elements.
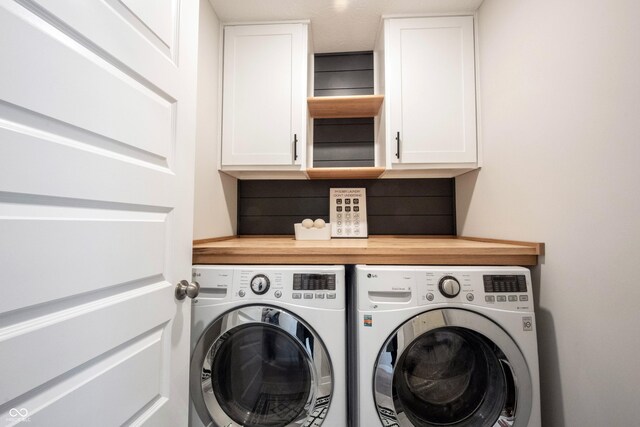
<box><xmin>193</xmin><ymin>0</ymin><xmax>237</xmax><ymax>240</ymax></box>
<box><xmin>457</xmin><ymin>0</ymin><xmax>640</xmax><ymax>425</ymax></box>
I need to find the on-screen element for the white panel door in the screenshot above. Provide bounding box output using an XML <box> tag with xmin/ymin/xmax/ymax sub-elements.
<box><xmin>0</xmin><ymin>1</ymin><xmax>198</xmax><ymax>426</ymax></box>
<box><xmin>388</xmin><ymin>16</ymin><xmax>477</xmax><ymax>164</ymax></box>
<box><xmin>221</xmin><ymin>23</ymin><xmax>306</xmax><ymax>167</ymax></box>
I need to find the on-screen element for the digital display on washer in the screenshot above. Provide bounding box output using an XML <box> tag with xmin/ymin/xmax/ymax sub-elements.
<box><xmin>293</xmin><ymin>274</ymin><xmax>336</xmax><ymax>290</ymax></box>
<box><xmin>483</xmin><ymin>275</ymin><xmax>527</xmax><ymax>293</ymax></box>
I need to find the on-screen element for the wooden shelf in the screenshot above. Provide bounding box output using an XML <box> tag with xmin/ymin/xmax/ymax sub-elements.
<box><xmin>193</xmin><ymin>236</ymin><xmax>544</xmax><ymax>266</ymax></box>
<box><xmin>307</xmin><ymin>95</ymin><xmax>384</xmax><ymax>118</ymax></box>
<box><xmin>306</xmin><ymin>167</ymin><xmax>385</xmax><ymax>180</ymax></box>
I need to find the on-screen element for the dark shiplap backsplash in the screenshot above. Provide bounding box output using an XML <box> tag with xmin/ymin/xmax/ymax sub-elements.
<box><xmin>238</xmin><ymin>179</ymin><xmax>456</xmax><ymax>235</ymax></box>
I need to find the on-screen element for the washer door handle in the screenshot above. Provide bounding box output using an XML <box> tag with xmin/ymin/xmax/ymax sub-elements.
<box><xmin>175</xmin><ymin>280</ymin><xmax>200</xmax><ymax>300</ymax></box>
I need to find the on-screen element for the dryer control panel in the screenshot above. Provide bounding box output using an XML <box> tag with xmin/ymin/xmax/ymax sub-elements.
<box><xmin>356</xmin><ymin>266</ymin><xmax>533</xmax><ymax>312</ymax></box>
<box><xmin>418</xmin><ymin>268</ymin><xmax>533</xmax><ymax>311</ymax></box>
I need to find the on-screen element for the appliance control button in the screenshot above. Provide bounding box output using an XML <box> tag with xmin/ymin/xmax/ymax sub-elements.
<box><xmin>438</xmin><ymin>276</ymin><xmax>461</xmax><ymax>298</ymax></box>
<box><xmin>250</xmin><ymin>274</ymin><xmax>270</xmax><ymax>295</ymax></box>
<box><xmin>238</xmin><ymin>290</ymin><xmax>246</xmax><ymax>297</ymax></box>
<box><xmin>508</xmin><ymin>295</ymin><xmax>518</xmax><ymax>302</ymax></box>
<box><xmin>292</xmin><ymin>293</ymin><xmax>302</xmax><ymax>299</ymax></box>
<box><xmin>519</xmin><ymin>295</ymin><xmax>529</xmax><ymax>301</ymax></box>
<box><xmin>274</xmin><ymin>290</ymin><xmax>282</xmax><ymax>298</ymax></box>
<box><xmin>426</xmin><ymin>292</ymin><xmax>434</xmax><ymax>301</ymax></box>
<box><xmin>315</xmin><ymin>293</ymin><xmax>325</xmax><ymax>299</ymax></box>
<box><xmin>327</xmin><ymin>293</ymin><xmax>336</xmax><ymax>299</ymax></box>
<box><xmin>466</xmin><ymin>293</ymin><xmax>475</xmax><ymax>301</ymax></box>
<box><xmin>336</xmin><ymin>199</ymin><xmax>342</xmax><ymax>204</ymax></box>
<box><xmin>304</xmin><ymin>293</ymin><xmax>313</xmax><ymax>299</ymax></box>
<box><xmin>485</xmin><ymin>295</ymin><xmax>495</xmax><ymax>302</ymax></box>
<box><xmin>497</xmin><ymin>295</ymin><xmax>507</xmax><ymax>302</ymax></box>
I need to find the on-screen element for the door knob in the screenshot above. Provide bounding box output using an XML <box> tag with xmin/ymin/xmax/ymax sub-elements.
<box><xmin>175</xmin><ymin>280</ymin><xmax>200</xmax><ymax>300</ymax></box>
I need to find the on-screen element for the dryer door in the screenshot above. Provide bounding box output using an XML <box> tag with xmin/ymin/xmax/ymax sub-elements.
<box><xmin>191</xmin><ymin>305</ymin><xmax>332</xmax><ymax>427</ymax></box>
<box><xmin>374</xmin><ymin>309</ymin><xmax>532</xmax><ymax>427</ymax></box>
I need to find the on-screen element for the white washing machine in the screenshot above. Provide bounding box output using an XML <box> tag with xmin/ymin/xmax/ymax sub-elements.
<box><xmin>190</xmin><ymin>265</ymin><xmax>347</xmax><ymax>427</ymax></box>
<box><xmin>352</xmin><ymin>266</ymin><xmax>541</xmax><ymax>427</ymax></box>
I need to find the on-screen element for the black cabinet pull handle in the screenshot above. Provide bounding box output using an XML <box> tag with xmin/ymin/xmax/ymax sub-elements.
<box><xmin>395</xmin><ymin>132</ymin><xmax>400</xmax><ymax>159</ymax></box>
<box><xmin>294</xmin><ymin>134</ymin><xmax>298</xmax><ymax>161</ymax></box>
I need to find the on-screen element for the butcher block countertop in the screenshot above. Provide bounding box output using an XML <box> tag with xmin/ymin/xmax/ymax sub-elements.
<box><xmin>192</xmin><ymin>236</ymin><xmax>544</xmax><ymax>266</ymax></box>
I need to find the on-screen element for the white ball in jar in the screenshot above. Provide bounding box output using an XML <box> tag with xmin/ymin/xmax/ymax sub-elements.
<box><xmin>301</xmin><ymin>218</ymin><xmax>314</xmax><ymax>229</ymax></box>
<box><xmin>313</xmin><ymin>218</ymin><xmax>326</xmax><ymax>229</ymax></box>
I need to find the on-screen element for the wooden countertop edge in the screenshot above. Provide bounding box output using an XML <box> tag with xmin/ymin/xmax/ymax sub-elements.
<box><xmin>192</xmin><ymin>245</ymin><xmax>538</xmax><ymax>255</ymax></box>
<box><xmin>457</xmin><ymin>236</ymin><xmax>545</xmax><ymax>255</ymax></box>
<box><xmin>192</xmin><ymin>254</ymin><xmax>539</xmax><ymax>266</ymax></box>
<box><xmin>193</xmin><ymin>235</ymin><xmax>235</xmax><ymax>245</ymax></box>
<box><xmin>192</xmin><ymin>236</ymin><xmax>543</xmax><ymax>259</ymax></box>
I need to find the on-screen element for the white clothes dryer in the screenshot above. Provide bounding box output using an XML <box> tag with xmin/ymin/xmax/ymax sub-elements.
<box><xmin>190</xmin><ymin>265</ymin><xmax>347</xmax><ymax>427</ymax></box>
<box><xmin>352</xmin><ymin>266</ymin><xmax>540</xmax><ymax>427</ymax></box>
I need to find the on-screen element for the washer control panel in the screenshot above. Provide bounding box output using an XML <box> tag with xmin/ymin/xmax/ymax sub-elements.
<box><xmin>291</xmin><ymin>273</ymin><xmax>337</xmax><ymax>300</ymax></box>
<box><xmin>293</xmin><ymin>273</ymin><xmax>336</xmax><ymax>290</ymax></box>
<box><xmin>192</xmin><ymin>266</ymin><xmax>344</xmax><ymax>308</ymax></box>
<box><xmin>483</xmin><ymin>274</ymin><xmax>528</xmax><ymax>293</ymax></box>
<box><xmin>239</xmin><ymin>270</ymin><xmax>341</xmax><ymax>306</ymax></box>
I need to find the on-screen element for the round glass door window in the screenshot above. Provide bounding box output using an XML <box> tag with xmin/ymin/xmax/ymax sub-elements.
<box><xmin>389</xmin><ymin>327</ymin><xmax>512</xmax><ymax>426</ymax></box>
<box><xmin>209</xmin><ymin>324</ymin><xmax>313</xmax><ymax>427</ymax></box>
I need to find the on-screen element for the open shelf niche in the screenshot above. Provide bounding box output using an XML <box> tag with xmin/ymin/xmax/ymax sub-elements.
<box><xmin>308</xmin><ymin>51</ymin><xmax>383</xmax><ymax>179</ymax></box>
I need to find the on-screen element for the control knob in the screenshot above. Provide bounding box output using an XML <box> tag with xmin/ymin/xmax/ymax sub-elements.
<box><xmin>250</xmin><ymin>274</ymin><xmax>270</xmax><ymax>295</ymax></box>
<box><xmin>439</xmin><ymin>276</ymin><xmax>461</xmax><ymax>298</ymax></box>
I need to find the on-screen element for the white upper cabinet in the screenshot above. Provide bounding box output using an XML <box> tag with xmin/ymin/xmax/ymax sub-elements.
<box><xmin>221</xmin><ymin>23</ymin><xmax>308</xmax><ymax>176</ymax></box>
<box><xmin>379</xmin><ymin>16</ymin><xmax>478</xmax><ymax>176</ymax></box>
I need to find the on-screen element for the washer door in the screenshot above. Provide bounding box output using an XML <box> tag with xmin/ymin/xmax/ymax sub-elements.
<box><xmin>191</xmin><ymin>305</ymin><xmax>333</xmax><ymax>427</ymax></box>
<box><xmin>374</xmin><ymin>309</ymin><xmax>532</xmax><ymax>427</ymax></box>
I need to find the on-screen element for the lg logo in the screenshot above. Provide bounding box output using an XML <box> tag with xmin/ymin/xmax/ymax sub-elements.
<box><xmin>367</xmin><ymin>273</ymin><xmax>378</xmax><ymax>278</ymax></box>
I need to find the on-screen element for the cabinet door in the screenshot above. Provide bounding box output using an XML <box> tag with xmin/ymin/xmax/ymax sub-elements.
<box><xmin>388</xmin><ymin>16</ymin><xmax>476</xmax><ymax>164</ymax></box>
<box><xmin>222</xmin><ymin>24</ymin><xmax>306</xmax><ymax>166</ymax></box>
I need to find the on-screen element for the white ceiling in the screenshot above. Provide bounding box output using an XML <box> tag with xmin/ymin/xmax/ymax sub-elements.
<box><xmin>209</xmin><ymin>0</ymin><xmax>484</xmax><ymax>53</ymax></box>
